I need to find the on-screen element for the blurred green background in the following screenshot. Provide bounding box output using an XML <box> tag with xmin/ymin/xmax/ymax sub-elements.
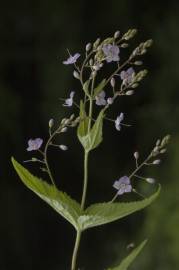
<box><xmin>0</xmin><ymin>0</ymin><xmax>179</xmax><ymax>269</ymax></box>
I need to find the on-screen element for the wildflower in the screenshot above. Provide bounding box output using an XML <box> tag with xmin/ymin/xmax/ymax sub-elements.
<box><xmin>107</xmin><ymin>97</ymin><xmax>114</xmax><ymax>105</ymax></box>
<box><xmin>59</xmin><ymin>145</ymin><xmax>68</xmax><ymax>151</ymax></box>
<box><xmin>115</xmin><ymin>113</ymin><xmax>124</xmax><ymax>131</ymax></box>
<box><xmin>27</xmin><ymin>138</ymin><xmax>43</xmax><ymax>151</ymax></box>
<box><xmin>63</xmin><ymin>91</ymin><xmax>75</xmax><ymax>107</ymax></box>
<box><xmin>113</xmin><ymin>176</ymin><xmax>132</xmax><ymax>195</ymax></box>
<box><xmin>102</xmin><ymin>44</ymin><xmax>120</xmax><ymax>63</ymax></box>
<box><xmin>95</xmin><ymin>91</ymin><xmax>107</xmax><ymax>106</ymax></box>
<box><xmin>63</xmin><ymin>53</ymin><xmax>80</xmax><ymax>65</ymax></box>
<box><xmin>120</xmin><ymin>67</ymin><xmax>135</xmax><ymax>85</ymax></box>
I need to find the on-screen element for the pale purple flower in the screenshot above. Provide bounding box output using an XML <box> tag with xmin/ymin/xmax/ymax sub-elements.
<box><xmin>95</xmin><ymin>91</ymin><xmax>107</xmax><ymax>106</ymax></box>
<box><xmin>120</xmin><ymin>67</ymin><xmax>135</xmax><ymax>85</ymax></box>
<box><xmin>115</xmin><ymin>113</ymin><xmax>124</xmax><ymax>131</ymax></box>
<box><xmin>63</xmin><ymin>53</ymin><xmax>80</xmax><ymax>65</ymax></box>
<box><xmin>27</xmin><ymin>138</ymin><xmax>43</xmax><ymax>151</ymax></box>
<box><xmin>63</xmin><ymin>91</ymin><xmax>75</xmax><ymax>107</ymax></box>
<box><xmin>113</xmin><ymin>176</ymin><xmax>132</xmax><ymax>195</ymax></box>
<box><xmin>102</xmin><ymin>44</ymin><xmax>120</xmax><ymax>63</ymax></box>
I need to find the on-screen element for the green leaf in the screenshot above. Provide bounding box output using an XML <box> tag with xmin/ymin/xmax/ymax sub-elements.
<box><xmin>77</xmin><ymin>100</ymin><xmax>89</xmax><ymax>137</ymax></box>
<box><xmin>79</xmin><ymin>186</ymin><xmax>160</xmax><ymax>230</ymax></box>
<box><xmin>77</xmin><ymin>108</ymin><xmax>105</xmax><ymax>152</ymax></box>
<box><xmin>83</xmin><ymin>80</ymin><xmax>90</xmax><ymax>97</ymax></box>
<box><xmin>93</xmin><ymin>79</ymin><xmax>106</xmax><ymax>97</ymax></box>
<box><xmin>12</xmin><ymin>157</ymin><xmax>82</xmax><ymax>230</ymax></box>
<box><xmin>108</xmin><ymin>240</ymin><xmax>147</xmax><ymax>270</ymax></box>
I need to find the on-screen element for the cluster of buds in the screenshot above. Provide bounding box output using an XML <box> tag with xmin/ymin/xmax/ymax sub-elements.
<box><xmin>151</xmin><ymin>135</ymin><xmax>170</xmax><ymax>157</ymax></box>
<box><xmin>130</xmin><ymin>39</ymin><xmax>153</xmax><ymax>59</ymax></box>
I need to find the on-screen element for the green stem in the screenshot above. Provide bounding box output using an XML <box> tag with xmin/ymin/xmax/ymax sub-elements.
<box><xmin>81</xmin><ymin>150</ymin><xmax>89</xmax><ymax>210</ymax></box>
<box><xmin>71</xmin><ymin>231</ymin><xmax>82</xmax><ymax>270</ymax></box>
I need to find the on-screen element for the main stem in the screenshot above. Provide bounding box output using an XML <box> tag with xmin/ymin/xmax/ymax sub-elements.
<box><xmin>71</xmin><ymin>73</ymin><xmax>94</xmax><ymax>270</ymax></box>
<box><xmin>81</xmin><ymin>150</ymin><xmax>89</xmax><ymax>210</ymax></box>
<box><xmin>71</xmin><ymin>231</ymin><xmax>82</xmax><ymax>270</ymax></box>
<box><xmin>70</xmin><ymin>151</ymin><xmax>89</xmax><ymax>270</ymax></box>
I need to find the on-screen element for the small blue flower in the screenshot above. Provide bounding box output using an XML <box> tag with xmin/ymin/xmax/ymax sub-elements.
<box><xmin>27</xmin><ymin>138</ymin><xmax>43</xmax><ymax>151</ymax></box>
<box><xmin>63</xmin><ymin>53</ymin><xmax>80</xmax><ymax>65</ymax></box>
<box><xmin>95</xmin><ymin>91</ymin><xmax>107</xmax><ymax>106</ymax></box>
<box><xmin>102</xmin><ymin>44</ymin><xmax>120</xmax><ymax>63</ymax></box>
<box><xmin>113</xmin><ymin>176</ymin><xmax>132</xmax><ymax>195</ymax></box>
<box><xmin>115</xmin><ymin>113</ymin><xmax>124</xmax><ymax>131</ymax></box>
<box><xmin>63</xmin><ymin>91</ymin><xmax>75</xmax><ymax>107</ymax></box>
<box><xmin>120</xmin><ymin>67</ymin><xmax>135</xmax><ymax>85</ymax></box>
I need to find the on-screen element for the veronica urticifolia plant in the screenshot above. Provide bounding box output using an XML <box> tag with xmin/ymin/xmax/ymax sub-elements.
<box><xmin>12</xmin><ymin>29</ymin><xmax>170</xmax><ymax>270</ymax></box>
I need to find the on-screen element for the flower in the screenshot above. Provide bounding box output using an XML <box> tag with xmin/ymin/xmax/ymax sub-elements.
<box><xmin>120</xmin><ymin>67</ymin><xmax>135</xmax><ymax>85</ymax></box>
<box><xmin>95</xmin><ymin>91</ymin><xmax>107</xmax><ymax>106</ymax></box>
<box><xmin>115</xmin><ymin>113</ymin><xmax>124</xmax><ymax>131</ymax></box>
<box><xmin>63</xmin><ymin>91</ymin><xmax>75</xmax><ymax>107</ymax></box>
<box><xmin>102</xmin><ymin>44</ymin><xmax>120</xmax><ymax>63</ymax></box>
<box><xmin>113</xmin><ymin>176</ymin><xmax>132</xmax><ymax>195</ymax></box>
<box><xmin>63</xmin><ymin>53</ymin><xmax>80</xmax><ymax>65</ymax></box>
<box><xmin>27</xmin><ymin>138</ymin><xmax>43</xmax><ymax>151</ymax></box>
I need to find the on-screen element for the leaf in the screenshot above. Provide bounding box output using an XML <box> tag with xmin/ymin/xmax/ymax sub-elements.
<box><xmin>88</xmin><ymin>109</ymin><xmax>104</xmax><ymax>150</ymax></box>
<box><xmin>83</xmin><ymin>80</ymin><xmax>90</xmax><ymax>97</ymax></box>
<box><xmin>12</xmin><ymin>157</ymin><xmax>82</xmax><ymax>230</ymax></box>
<box><xmin>93</xmin><ymin>79</ymin><xmax>106</xmax><ymax>97</ymax></box>
<box><xmin>108</xmin><ymin>240</ymin><xmax>147</xmax><ymax>270</ymax></box>
<box><xmin>79</xmin><ymin>186</ymin><xmax>160</xmax><ymax>230</ymax></box>
<box><xmin>77</xmin><ymin>100</ymin><xmax>89</xmax><ymax>137</ymax></box>
<box><xmin>77</xmin><ymin>108</ymin><xmax>105</xmax><ymax>152</ymax></box>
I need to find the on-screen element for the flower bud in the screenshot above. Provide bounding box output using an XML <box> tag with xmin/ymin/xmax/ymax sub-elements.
<box><xmin>160</xmin><ymin>149</ymin><xmax>166</xmax><ymax>154</ymax></box>
<box><xmin>110</xmin><ymin>77</ymin><xmax>115</xmax><ymax>88</ymax></box>
<box><xmin>146</xmin><ymin>178</ymin><xmax>155</xmax><ymax>184</ymax></box>
<box><xmin>73</xmin><ymin>70</ymin><xmax>80</xmax><ymax>79</ymax></box>
<box><xmin>134</xmin><ymin>152</ymin><xmax>139</xmax><ymax>159</ymax></box>
<box><xmin>61</xmin><ymin>127</ymin><xmax>67</xmax><ymax>133</ymax></box>
<box><xmin>49</xmin><ymin>118</ymin><xmax>54</xmax><ymax>128</ymax></box>
<box><xmin>89</xmin><ymin>59</ymin><xmax>93</xmax><ymax>66</ymax></box>
<box><xmin>32</xmin><ymin>157</ymin><xmax>38</xmax><ymax>162</ymax></box>
<box><xmin>59</xmin><ymin>145</ymin><xmax>68</xmax><ymax>151</ymax></box>
<box><xmin>85</xmin><ymin>43</ymin><xmax>91</xmax><ymax>52</ymax></box>
<box><xmin>153</xmin><ymin>159</ymin><xmax>161</xmax><ymax>165</ymax></box>
<box><xmin>126</xmin><ymin>90</ymin><xmax>134</xmax><ymax>96</ymax></box>
<box><xmin>134</xmin><ymin>61</ymin><xmax>143</xmax><ymax>65</ymax></box>
<box><xmin>93</xmin><ymin>38</ymin><xmax>100</xmax><ymax>49</ymax></box>
<box><xmin>114</xmin><ymin>30</ymin><xmax>120</xmax><ymax>39</ymax></box>
<box><xmin>120</xmin><ymin>43</ymin><xmax>129</xmax><ymax>48</ymax></box>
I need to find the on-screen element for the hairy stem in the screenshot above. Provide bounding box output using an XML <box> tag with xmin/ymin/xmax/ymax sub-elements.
<box><xmin>71</xmin><ymin>231</ymin><xmax>82</xmax><ymax>270</ymax></box>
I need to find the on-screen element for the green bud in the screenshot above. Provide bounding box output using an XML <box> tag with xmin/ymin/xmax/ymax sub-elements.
<box><xmin>126</xmin><ymin>90</ymin><xmax>134</xmax><ymax>95</ymax></box>
<box><xmin>86</xmin><ymin>43</ymin><xmax>92</xmax><ymax>52</ymax></box>
<box><xmin>93</xmin><ymin>38</ymin><xmax>101</xmax><ymax>49</ymax></box>
<box><xmin>49</xmin><ymin>118</ymin><xmax>54</xmax><ymax>128</ymax></box>
<box><xmin>73</xmin><ymin>70</ymin><xmax>80</xmax><ymax>79</ymax></box>
<box><xmin>120</xmin><ymin>43</ymin><xmax>129</xmax><ymax>48</ymax></box>
<box><xmin>114</xmin><ymin>30</ymin><xmax>120</xmax><ymax>39</ymax></box>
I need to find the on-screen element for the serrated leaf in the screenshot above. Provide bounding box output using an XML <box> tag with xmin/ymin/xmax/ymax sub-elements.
<box><xmin>77</xmin><ymin>108</ymin><xmax>104</xmax><ymax>151</ymax></box>
<box><xmin>79</xmin><ymin>186</ymin><xmax>160</xmax><ymax>230</ymax></box>
<box><xmin>108</xmin><ymin>240</ymin><xmax>147</xmax><ymax>270</ymax></box>
<box><xmin>12</xmin><ymin>157</ymin><xmax>82</xmax><ymax>230</ymax></box>
<box><xmin>93</xmin><ymin>79</ymin><xmax>106</xmax><ymax>97</ymax></box>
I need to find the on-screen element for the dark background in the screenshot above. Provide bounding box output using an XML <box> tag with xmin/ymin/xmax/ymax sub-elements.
<box><xmin>0</xmin><ymin>1</ymin><xmax>179</xmax><ymax>269</ymax></box>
